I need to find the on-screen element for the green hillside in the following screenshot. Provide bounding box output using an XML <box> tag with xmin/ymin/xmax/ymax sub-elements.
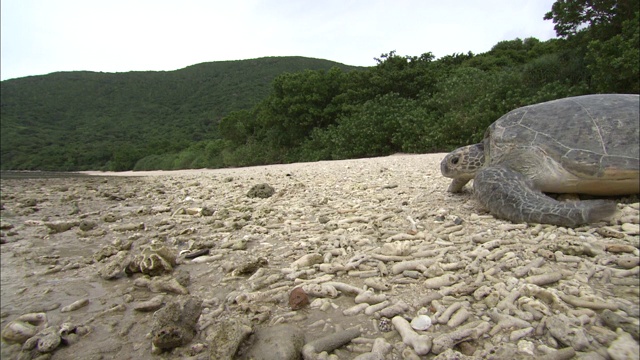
<box><xmin>0</xmin><ymin>57</ymin><xmax>362</xmax><ymax>170</ymax></box>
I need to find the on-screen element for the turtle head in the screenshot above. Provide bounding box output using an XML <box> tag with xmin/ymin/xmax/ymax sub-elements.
<box><xmin>440</xmin><ymin>144</ymin><xmax>486</xmax><ymax>192</ymax></box>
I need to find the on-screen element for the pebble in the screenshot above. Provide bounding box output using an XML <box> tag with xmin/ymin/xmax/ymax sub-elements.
<box><xmin>35</xmin><ymin>326</ymin><xmax>62</xmax><ymax>353</ymax></box>
<box><xmin>410</xmin><ymin>314</ymin><xmax>432</xmax><ymax>331</ymax></box>
<box><xmin>150</xmin><ymin>296</ymin><xmax>202</xmax><ymax>352</ymax></box>
<box><xmin>288</xmin><ymin>287</ymin><xmax>309</xmax><ymax>310</ymax></box>
<box><xmin>608</xmin><ymin>328</ymin><xmax>639</xmax><ymax>360</ymax></box>
<box><xmin>2</xmin><ymin>320</ymin><xmax>38</xmax><ymax>344</ymax></box>
<box><xmin>44</xmin><ymin>220</ymin><xmax>79</xmax><ymax>233</ymax></box>
<box><xmin>617</xmin><ymin>255</ymin><xmax>640</xmax><ymax>269</ymax></box>
<box><xmin>239</xmin><ymin>324</ymin><xmax>304</xmax><ymax>360</ymax></box>
<box><xmin>98</xmin><ymin>251</ymin><xmax>130</xmax><ymax>280</ymax></box>
<box><xmin>132</xmin><ymin>295</ymin><xmax>165</xmax><ymax>312</ymax></box>
<box><xmin>208</xmin><ymin>318</ymin><xmax>253</xmax><ymax>360</ymax></box>
<box><xmin>60</xmin><ymin>298</ymin><xmax>89</xmax><ymax>313</ymax></box>
<box><xmin>246</xmin><ymin>183</ymin><xmax>275</xmax><ymax>198</ymax></box>
<box><xmin>621</xmin><ymin>223</ymin><xmax>640</xmax><ymax>235</ymax></box>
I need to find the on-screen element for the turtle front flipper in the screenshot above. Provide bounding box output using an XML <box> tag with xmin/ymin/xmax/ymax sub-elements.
<box><xmin>474</xmin><ymin>166</ymin><xmax>617</xmax><ymax>227</ymax></box>
<box><xmin>447</xmin><ymin>178</ymin><xmax>471</xmax><ymax>192</ymax></box>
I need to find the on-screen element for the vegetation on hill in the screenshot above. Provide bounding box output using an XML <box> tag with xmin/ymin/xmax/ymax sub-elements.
<box><xmin>1</xmin><ymin>57</ymin><xmax>361</xmax><ymax>170</ymax></box>
<box><xmin>1</xmin><ymin>0</ymin><xmax>638</xmax><ymax>171</ymax></box>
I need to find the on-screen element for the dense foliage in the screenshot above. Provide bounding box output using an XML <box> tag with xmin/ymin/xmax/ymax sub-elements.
<box><xmin>1</xmin><ymin>0</ymin><xmax>638</xmax><ymax>171</ymax></box>
<box><xmin>1</xmin><ymin>57</ymin><xmax>360</xmax><ymax>170</ymax></box>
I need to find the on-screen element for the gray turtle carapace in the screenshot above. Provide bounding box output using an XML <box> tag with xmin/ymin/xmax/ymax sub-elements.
<box><xmin>441</xmin><ymin>94</ymin><xmax>639</xmax><ymax>227</ymax></box>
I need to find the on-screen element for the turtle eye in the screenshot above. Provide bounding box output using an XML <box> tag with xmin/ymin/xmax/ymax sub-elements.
<box><xmin>450</xmin><ymin>156</ymin><xmax>459</xmax><ymax>165</ymax></box>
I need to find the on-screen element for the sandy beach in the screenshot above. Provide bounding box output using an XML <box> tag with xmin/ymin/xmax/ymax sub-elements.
<box><xmin>1</xmin><ymin>153</ymin><xmax>638</xmax><ymax>359</ymax></box>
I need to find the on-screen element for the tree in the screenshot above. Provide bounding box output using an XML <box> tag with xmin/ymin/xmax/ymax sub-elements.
<box><xmin>586</xmin><ymin>11</ymin><xmax>640</xmax><ymax>93</ymax></box>
<box><xmin>544</xmin><ymin>0</ymin><xmax>639</xmax><ymax>39</ymax></box>
<box><xmin>218</xmin><ymin>110</ymin><xmax>254</xmax><ymax>145</ymax></box>
<box><xmin>109</xmin><ymin>143</ymin><xmax>142</xmax><ymax>171</ymax></box>
<box><xmin>256</xmin><ymin>67</ymin><xmax>347</xmax><ymax>147</ymax></box>
<box><xmin>369</xmin><ymin>51</ymin><xmax>437</xmax><ymax>99</ymax></box>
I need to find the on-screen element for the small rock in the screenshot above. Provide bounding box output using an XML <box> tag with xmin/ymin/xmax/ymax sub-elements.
<box><xmin>291</xmin><ymin>253</ymin><xmax>323</xmax><ymax>269</ymax></box>
<box><xmin>608</xmin><ymin>329</ymin><xmax>639</xmax><ymax>360</ymax></box>
<box><xmin>98</xmin><ymin>250</ymin><xmax>130</xmax><ymax>280</ymax></box>
<box><xmin>60</xmin><ymin>298</ymin><xmax>89</xmax><ymax>313</ymax></box>
<box><xmin>410</xmin><ymin>315</ymin><xmax>433</xmax><ymax>331</ymax></box>
<box><xmin>151</xmin><ymin>205</ymin><xmax>171</xmax><ymax>214</ymax></box>
<box><xmin>232</xmin><ymin>257</ymin><xmax>268</xmax><ymax>276</ymax></box>
<box><xmin>209</xmin><ymin>318</ymin><xmax>253</xmax><ymax>360</ymax></box>
<box><xmin>173</xmin><ymin>269</ymin><xmax>191</xmax><ymax>288</ymax></box>
<box><xmin>21</xmin><ymin>198</ymin><xmax>38</xmax><ymax>208</ymax></box>
<box><xmin>44</xmin><ymin>220</ymin><xmax>79</xmax><ymax>233</ymax></box>
<box><xmin>102</xmin><ymin>213</ymin><xmax>118</xmax><ymax>222</ymax></box>
<box><xmin>247</xmin><ymin>184</ymin><xmax>275</xmax><ymax>198</ymax></box>
<box><xmin>378</xmin><ymin>318</ymin><xmax>392</xmax><ymax>332</ymax></box>
<box><xmin>601</xmin><ymin>309</ymin><xmax>640</xmax><ymax>340</ymax></box>
<box><xmin>36</xmin><ymin>326</ymin><xmax>61</xmax><ymax>353</ymax></box>
<box><xmin>2</xmin><ymin>313</ymin><xmax>47</xmax><ymax>344</ymax></box>
<box><xmin>201</xmin><ymin>207</ymin><xmax>214</xmax><ymax>216</ymax></box>
<box><xmin>621</xmin><ymin>223</ymin><xmax>639</xmax><ymax>235</ymax></box>
<box><xmin>239</xmin><ymin>324</ymin><xmax>304</xmax><ymax>360</ymax></box>
<box><xmin>126</xmin><ymin>244</ymin><xmax>176</xmax><ymax>276</ymax></box>
<box><xmin>616</xmin><ymin>255</ymin><xmax>640</xmax><ymax>269</ymax></box>
<box><xmin>546</xmin><ymin>314</ymin><xmax>590</xmax><ymax>351</ymax></box>
<box><xmin>59</xmin><ymin>322</ymin><xmax>81</xmax><ymax>345</ymax></box>
<box><xmin>598</xmin><ymin>227</ymin><xmax>626</xmax><ymax>239</ymax></box>
<box><xmin>433</xmin><ymin>348</ymin><xmax>473</xmax><ymax>359</ymax></box>
<box><xmin>183</xmin><ymin>249</ymin><xmax>210</xmax><ymax>259</ymax></box>
<box><xmin>111</xmin><ymin>222</ymin><xmax>145</xmax><ymax>232</ymax></box>
<box><xmin>147</xmin><ymin>276</ymin><xmax>189</xmax><ymax>294</ymax></box>
<box><xmin>190</xmin><ymin>342</ymin><xmax>207</xmax><ymax>355</ymax></box>
<box><xmin>93</xmin><ymin>245</ymin><xmax>119</xmax><ymax>262</ymax></box>
<box><xmin>517</xmin><ymin>340</ymin><xmax>535</xmax><ymax>356</ymax></box>
<box><xmin>133</xmin><ymin>295</ymin><xmax>165</xmax><ymax>312</ymax></box>
<box><xmin>289</xmin><ymin>287</ymin><xmax>309</xmax><ymax>310</ymax></box>
<box><xmin>151</xmin><ymin>296</ymin><xmax>202</xmax><ymax>352</ymax></box>
<box><xmin>78</xmin><ymin>220</ymin><xmax>97</xmax><ymax>231</ymax></box>
<box><xmin>605</xmin><ymin>244</ymin><xmax>637</xmax><ymax>253</ymax></box>
<box><xmin>2</xmin><ymin>321</ymin><xmax>37</xmax><ymax>343</ymax></box>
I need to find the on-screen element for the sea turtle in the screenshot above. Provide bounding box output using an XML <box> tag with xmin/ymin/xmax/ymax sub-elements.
<box><xmin>440</xmin><ymin>94</ymin><xmax>639</xmax><ymax>227</ymax></box>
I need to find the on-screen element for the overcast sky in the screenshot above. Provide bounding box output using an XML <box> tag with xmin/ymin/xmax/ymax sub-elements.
<box><xmin>1</xmin><ymin>0</ymin><xmax>558</xmax><ymax>81</ymax></box>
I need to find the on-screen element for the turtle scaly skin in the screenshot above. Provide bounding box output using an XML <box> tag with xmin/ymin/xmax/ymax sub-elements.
<box><xmin>474</xmin><ymin>165</ymin><xmax>616</xmax><ymax>227</ymax></box>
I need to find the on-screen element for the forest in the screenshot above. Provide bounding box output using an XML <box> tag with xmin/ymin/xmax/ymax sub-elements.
<box><xmin>0</xmin><ymin>57</ymin><xmax>360</xmax><ymax>170</ymax></box>
<box><xmin>1</xmin><ymin>0</ymin><xmax>638</xmax><ymax>171</ymax></box>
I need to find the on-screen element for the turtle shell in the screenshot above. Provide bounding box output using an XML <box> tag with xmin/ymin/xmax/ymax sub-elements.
<box><xmin>483</xmin><ymin>94</ymin><xmax>639</xmax><ymax>194</ymax></box>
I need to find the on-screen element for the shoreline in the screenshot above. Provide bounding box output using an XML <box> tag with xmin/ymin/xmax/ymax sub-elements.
<box><xmin>77</xmin><ymin>153</ymin><xmax>440</xmax><ymax>177</ymax></box>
